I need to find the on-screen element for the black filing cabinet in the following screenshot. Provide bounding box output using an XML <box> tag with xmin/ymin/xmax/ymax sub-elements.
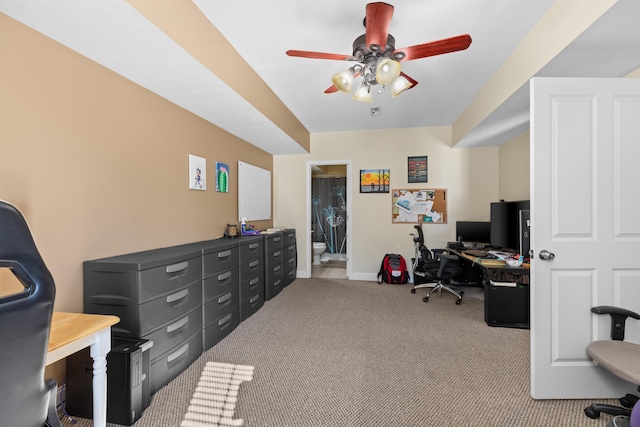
<box><xmin>184</xmin><ymin>239</ymin><xmax>241</xmax><ymax>351</ymax></box>
<box><xmin>282</xmin><ymin>229</ymin><xmax>297</xmax><ymax>287</ymax></box>
<box><xmin>263</xmin><ymin>232</ymin><xmax>284</xmax><ymax>300</ymax></box>
<box><xmin>238</xmin><ymin>235</ymin><xmax>265</xmax><ymax>320</ymax></box>
<box><xmin>83</xmin><ymin>247</ymin><xmax>204</xmax><ymax>395</ymax></box>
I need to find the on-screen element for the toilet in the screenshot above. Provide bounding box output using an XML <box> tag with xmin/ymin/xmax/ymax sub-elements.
<box><xmin>312</xmin><ymin>242</ymin><xmax>327</xmax><ymax>265</ymax></box>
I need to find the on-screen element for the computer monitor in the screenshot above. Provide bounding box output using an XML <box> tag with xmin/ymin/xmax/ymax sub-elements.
<box><xmin>490</xmin><ymin>200</ymin><xmax>530</xmax><ymax>251</ymax></box>
<box><xmin>455</xmin><ymin>221</ymin><xmax>491</xmax><ymax>243</ymax></box>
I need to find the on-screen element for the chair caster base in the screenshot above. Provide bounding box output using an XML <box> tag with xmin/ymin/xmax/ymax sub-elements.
<box><xmin>411</xmin><ymin>288</ymin><xmax>416</xmax><ymax>294</ymax></box>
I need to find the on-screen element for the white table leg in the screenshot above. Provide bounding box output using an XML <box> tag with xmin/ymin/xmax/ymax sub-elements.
<box><xmin>89</xmin><ymin>328</ymin><xmax>112</xmax><ymax>427</ymax></box>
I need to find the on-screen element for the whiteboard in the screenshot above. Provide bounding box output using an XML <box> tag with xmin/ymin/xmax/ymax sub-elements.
<box><xmin>238</xmin><ymin>161</ymin><xmax>271</xmax><ymax>221</ymax></box>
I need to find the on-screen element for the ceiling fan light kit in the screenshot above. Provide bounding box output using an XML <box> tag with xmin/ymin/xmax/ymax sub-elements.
<box><xmin>285</xmin><ymin>2</ymin><xmax>472</xmax><ymax>103</ymax></box>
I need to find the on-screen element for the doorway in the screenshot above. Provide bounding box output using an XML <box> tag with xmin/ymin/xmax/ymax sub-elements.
<box><xmin>306</xmin><ymin>160</ymin><xmax>352</xmax><ymax>279</ymax></box>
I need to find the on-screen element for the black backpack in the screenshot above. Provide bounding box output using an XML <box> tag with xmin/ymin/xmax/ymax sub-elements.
<box><xmin>377</xmin><ymin>254</ymin><xmax>409</xmax><ymax>284</ymax></box>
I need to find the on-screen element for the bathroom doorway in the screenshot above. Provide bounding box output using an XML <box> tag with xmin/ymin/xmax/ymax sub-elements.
<box><xmin>306</xmin><ymin>160</ymin><xmax>351</xmax><ymax>279</ymax></box>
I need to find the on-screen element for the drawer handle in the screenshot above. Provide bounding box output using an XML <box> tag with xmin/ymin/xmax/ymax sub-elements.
<box><xmin>249</xmin><ymin>243</ymin><xmax>259</xmax><ymax>249</ymax></box>
<box><xmin>218</xmin><ymin>292</ymin><xmax>232</xmax><ymax>304</ymax></box>
<box><xmin>249</xmin><ymin>295</ymin><xmax>260</xmax><ymax>304</ymax></box>
<box><xmin>218</xmin><ymin>313</ymin><xmax>233</xmax><ymax>326</ymax></box>
<box><xmin>273</xmin><ymin>237</ymin><xmax>281</xmax><ymax>242</ymax></box>
<box><xmin>274</xmin><ymin>265</ymin><xmax>281</xmax><ymax>272</ymax></box>
<box><xmin>218</xmin><ymin>250</ymin><xmax>232</xmax><ymax>259</ymax></box>
<box><xmin>167</xmin><ymin>343</ymin><xmax>189</xmax><ymax>363</ymax></box>
<box><xmin>274</xmin><ymin>279</ymin><xmax>282</xmax><ymax>289</ymax></box>
<box><xmin>217</xmin><ymin>271</ymin><xmax>232</xmax><ymax>281</ymax></box>
<box><xmin>288</xmin><ymin>245</ymin><xmax>295</xmax><ymax>251</ymax></box>
<box><xmin>288</xmin><ymin>270</ymin><xmax>295</xmax><ymax>278</ymax></box>
<box><xmin>249</xmin><ymin>277</ymin><xmax>260</xmax><ymax>286</ymax></box>
<box><xmin>249</xmin><ymin>260</ymin><xmax>259</xmax><ymax>268</ymax></box>
<box><xmin>288</xmin><ymin>258</ymin><xmax>295</xmax><ymax>265</ymax></box>
<box><xmin>166</xmin><ymin>261</ymin><xmax>188</xmax><ymax>274</ymax></box>
<box><xmin>273</xmin><ymin>251</ymin><xmax>281</xmax><ymax>257</ymax></box>
<box><xmin>166</xmin><ymin>316</ymin><xmax>189</xmax><ymax>333</ymax></box>
<box><xmin>166</xmin><ymin>289</ymin><xmax>189</xmax><ymax>304</ymax></box>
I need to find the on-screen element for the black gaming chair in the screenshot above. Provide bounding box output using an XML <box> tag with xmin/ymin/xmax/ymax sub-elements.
<box><xmin>410</xmin><ymin>225</ymin><xmax>465</xmax><ymax>304</ymax></box>
<box><xmin>584</xmin><ymin>306</ymin><xmax>640</xmax><ymax>420</ymax></box>
<box><xmin>0</xmin><ymin>200</ymin><xmax>62</xmax><ymax>427</ymax></box>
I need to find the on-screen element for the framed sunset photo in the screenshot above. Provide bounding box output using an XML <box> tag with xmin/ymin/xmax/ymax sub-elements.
<box><xmin>360</xmin><ymin>169</ymin><xmax>390</xmax><ymax>193</ymax></box>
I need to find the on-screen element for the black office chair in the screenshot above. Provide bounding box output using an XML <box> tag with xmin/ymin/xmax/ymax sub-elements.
<box><xmin>0</xmin><ymin>200</ymin><xmax>62</xmax><ymax>427</ymax></box>
<box><xmin>584</xmin><ymin>305</ymin><xmax>640</xmax><ymax>420</ymax></box>
<box><xmin>410</xmin><ymin>225</ymin><xmax>465</xmax><ymax>304</ymax></box>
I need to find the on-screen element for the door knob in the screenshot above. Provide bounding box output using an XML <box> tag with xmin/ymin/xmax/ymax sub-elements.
<box><xmin>539</xmin><ymin>250</ymin><xmax>555</xmax><ymax>261</ymax></box>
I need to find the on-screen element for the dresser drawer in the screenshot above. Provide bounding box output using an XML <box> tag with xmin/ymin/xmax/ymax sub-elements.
<box><xmin>284</xmin><ymin>242</ymin><xmax>296</xmax><ymax>259</ymax></box>
<box><xmin>203</xmin><ymin>287</ymin><xmax>239</xmax><ymax>327</ymax></box>
<box><xmin>265</xmin><ymin>265</ymin><xmax>284</xmax><ymax>301</ymax></box>
<box><xmin>239</xmin><ymin>257</ymin><xmax>263</xmax><ymax>281</ymax></box>
<box><xmin>239</xmin><ymin>236</ymin><xmax>263</xmax><ymax>260</ymax></box>
<box><xmin>282</xmin><ymin>229</ymin><xmax>296</xmax><ymax>247</ymax></box>
<box><xmin>149</xmin><ymin>330</ymin><xmax>203</xmax><ymax>395</ymax></box>
<box><xmin>240</xmin><ymin>272</ymin><xmax>264</xmax><ymax>300</ymax></box>
<box><xmin>202</xmin><ymin>244</ymin><xmax>239</xmax><ymax>277</ymax></box>
<box><xmin>203</xmin><ymin>266</ymin><xmax>239</xmax><ymax>303</ymax></box>
<box><xmin>203</xmin><ymin>307</ymin><xmax>240</xmax><ymax>350</ymax></box>
<box><xmin>283</xmin><ymin>264</ymin><xmax>296</xmax><ymax>287</ymax></box>
<box><xmin>263</xmin><ymin>232</ymin><xmax>283</xmax><ymax>253</ymax></box>
<box><xmin>240</xmin><ymin>290</ymin><xmax>264</xmax><ymax>321</ymax></box>
<box><xmin>137</xmin><ymin>281</ymin><xmax>202</xmax><ymax>336</ymax></box>
<box><xmin>265</xmin><ymin>248</ymin><xmax>283</xmax><ymax>266</ymax></box>
<box><xmin>142</xmin><ymin>306</ymin><xmax>202</xmax><ymax>362</ymax></box>
<box><xmin>84</xmin><ymin>248</ymin><xmax>202</xmax><ymax>304</ymax></box>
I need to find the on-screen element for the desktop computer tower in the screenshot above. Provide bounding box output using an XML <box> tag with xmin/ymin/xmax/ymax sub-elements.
<box><xmin>66</xmin><ymin>337</ymin><xmax>152</xmax><ymax>425</ymax></box>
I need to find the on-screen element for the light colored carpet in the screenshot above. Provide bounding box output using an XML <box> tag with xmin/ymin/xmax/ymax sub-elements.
<box><xmin>59</xmin><ymin>278</ymin><xmax>617</xmax><ymax>427</ymax></box>
<box><xmin>181</xmin><ymin>362</ymin><xmax>254</xmax><ymax>427</ymax></box>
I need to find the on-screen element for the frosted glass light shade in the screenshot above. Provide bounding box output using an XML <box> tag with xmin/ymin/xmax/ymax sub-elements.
<box><xmin>375</xmin><ymin>58</ymin><xmax>401</xmax><ymax>85</ymax></box>
<box><xmin>352</xmin><ymin>85</ymin><xmax>372</xmax><ymax>102</ymax></box>
<box><xmin>331</xmin><ymin>70</ymin><xmax>353</xmax><ymax>92</ymax></box>
<box><xmin>391</xmin><ymin>75</ymin><xmax>414</xmax><ymax>97</ymax></box>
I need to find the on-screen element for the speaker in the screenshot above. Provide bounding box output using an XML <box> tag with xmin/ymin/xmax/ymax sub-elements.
<box><xmin>66</xmin><ymin>337</ymin><xmax>153</xmax><ymax>425</ymax></box>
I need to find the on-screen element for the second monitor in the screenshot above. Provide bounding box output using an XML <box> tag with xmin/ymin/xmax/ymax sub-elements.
<box><xmin>455</xmin><ymin>221</ymin><xmax>491</xmax><ymax>244</ymax></box>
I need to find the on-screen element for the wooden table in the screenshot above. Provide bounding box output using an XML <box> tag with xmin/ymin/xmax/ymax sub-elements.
<box><xmin>47</xmin><ymin>312</ymin><xmax>119</xmax><ymax>427</ymax></box>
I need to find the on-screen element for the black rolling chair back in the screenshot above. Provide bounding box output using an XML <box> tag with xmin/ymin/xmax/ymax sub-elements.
<box><xmin>0</xmin><ymin>201</ymin><xmax>61</xmax><ymax>427</ymax></box>
<box><xmin>410</xmin><ymin>225</ymin><xmax>465</xmax><ymax>304</ymax></box>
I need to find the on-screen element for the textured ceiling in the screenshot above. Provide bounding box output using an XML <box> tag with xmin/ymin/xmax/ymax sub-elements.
<box><xmin>2</xmin><ymin>0</ymin><xmax>639</xmax><ymax>153</ymax></box>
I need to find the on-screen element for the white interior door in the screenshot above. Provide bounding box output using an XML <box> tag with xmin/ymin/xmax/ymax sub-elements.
<box><xmin>531</xmin><ymin>77</ymin><xmax>640</xmax><ymax>399</ymax></box>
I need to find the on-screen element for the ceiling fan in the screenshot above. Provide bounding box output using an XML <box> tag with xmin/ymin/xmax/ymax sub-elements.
<box><xmin>286</xmin><ymin>2</ymin><xmax>472</xmax><ymax>102</ymax></box>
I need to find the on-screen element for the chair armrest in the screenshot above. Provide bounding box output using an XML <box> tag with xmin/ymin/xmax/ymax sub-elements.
<box><xmin>592</xmin><ymin>305</ymin><xmax>640</xmax><ymax>341</ymax></box>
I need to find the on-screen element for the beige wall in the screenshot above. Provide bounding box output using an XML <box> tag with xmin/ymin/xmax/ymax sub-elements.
<box><xmin>0</xmin><ymin>14</ymin><xmax>274</xmax><ymax>312</ymax></box>
<box><xmin>273</xmin><ymin>127</ymin><xmax>522</xmax><ymax>280</ymax></box>
<box><xmin>499</xmin><ymin>131</ymin><xmax>531</xmax><ymax>201</ymax></box>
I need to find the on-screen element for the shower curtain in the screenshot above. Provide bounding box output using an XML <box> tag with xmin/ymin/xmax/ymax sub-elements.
<box><xmin>312</xmin><ymin>177</ymin><xmax>347</xmax><ymax>254</ymax></box>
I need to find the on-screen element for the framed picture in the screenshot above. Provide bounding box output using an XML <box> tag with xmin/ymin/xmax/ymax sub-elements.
<box><xmin>189</xmin><ymin>154</ymin><xmax>206</xmax><ymax>190</ymax></box>
<box><xmin>360</xmin><ymin>169</ymin><xmax>390</xmax><ymax>193</ymax></box>
<box><xmin>408</xmin><ymin>156</ymin><xmax>428</xmax><ymax>183</ymax></box>
<box><xmin>216</xmin><ymin>162</ymin><xmax>229</xmax><ymax>193</ymax></box>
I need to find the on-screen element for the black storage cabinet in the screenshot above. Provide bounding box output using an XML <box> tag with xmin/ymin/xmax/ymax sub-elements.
<box><xmin>263</xmin><ymin>231</ymin><xmax>284</xmax><ymax>300</ymax></box>
<box><xmin>238</xmin><ymin>235</ymin><xmax>265</xmax><ymax>320</ymax></box>
<box><xmin>83</xmin><ymin>247</ymin><xmax>203</xmax><ymax>395</ymax></box>
<box><xmin>282</xmin><ymin>229</ymin><xmax>297</xmax><ymax>287</ymax></box>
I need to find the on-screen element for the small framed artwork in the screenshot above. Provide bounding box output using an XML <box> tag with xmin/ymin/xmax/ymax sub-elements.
<box><xmin>408</xmin><ymin>156</ymin><xmax>428</xmax><ymax>183</ymax></box>
<box><xmin>216</xmin><ymin>162</ymin><xmax>229</xmax><ymax>193</ymax></box>
<box><xmin>360</xmin><ymin>169</ymin><xmax>390</xmax><ymax>193</ymax></box>
<box><xmin>189</xmin><ymin>154</ymin><xmax>206</xmax><ymax>190</ymax></box>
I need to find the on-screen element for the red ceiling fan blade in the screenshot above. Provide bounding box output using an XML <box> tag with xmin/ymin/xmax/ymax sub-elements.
<box><xmin>400</xmin><ymin>72</ymin><xmax>418</xmax><ymax>89</ymax></box>
<box><xmin>394</xmin><ymin>34</ymin><xmax>472</xmax><ymax>62</ymax></box>
<box><xmin>365</xmin><ymin>2</ymin><xmax>394</xmax><ymax>52</ymax></box>
<box><xmin>286</xmin><ymin>50</ymin><xmax>357</xmax><ymax>61</ymax></box>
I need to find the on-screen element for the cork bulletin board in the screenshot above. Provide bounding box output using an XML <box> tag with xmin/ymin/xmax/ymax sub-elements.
<box><xmin>391</xmin><ymin>188</ymin><xmax>447</xmax><ymax>223</ymax></box>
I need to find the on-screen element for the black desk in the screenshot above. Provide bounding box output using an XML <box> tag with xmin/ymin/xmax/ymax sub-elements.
<box><xmin>447</xmin><ymin>245</ymin><xmax>530</xmax><ymax>329</ymax></box>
